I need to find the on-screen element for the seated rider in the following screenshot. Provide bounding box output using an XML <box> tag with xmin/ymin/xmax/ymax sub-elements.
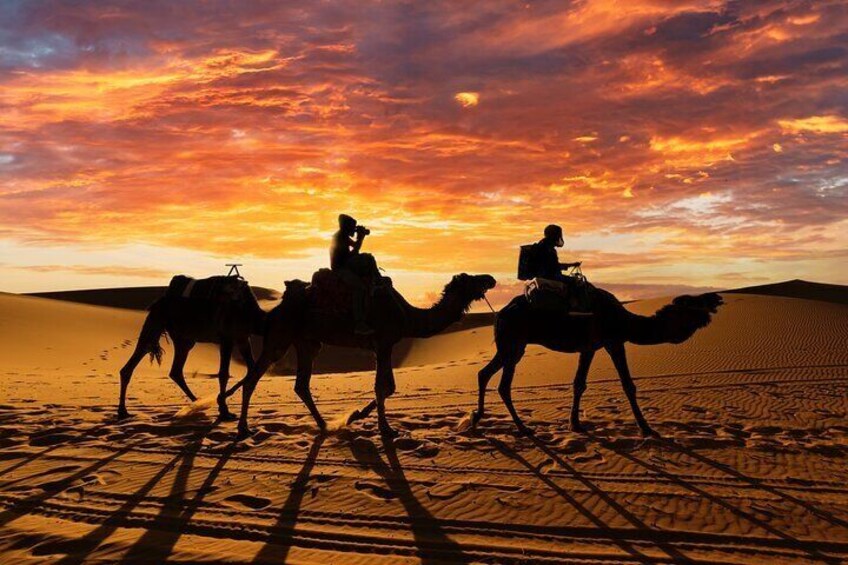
<box><xmin>535</xmin><ymin>224</ymin><xmax>581</xmax><ymax>283</ymax></box>
<box><xmin>331</xmin><ymin>214</ymin><xmax>377</xmax><ymax>335</ymax></box>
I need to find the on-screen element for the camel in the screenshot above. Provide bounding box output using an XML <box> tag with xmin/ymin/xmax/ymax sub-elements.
<box><xmin>474</xmin><ymin>285</ymin><xmax>723</xmax><ymax>436</ymax></box>
<box><xmin>118</xmin><ymin>276</ymin><xmax>266</xmax><ymax>421</ymax></box>
<box><xmin>226</xmin><ymin>272</ymin><xmax>496</xmax><ymax>439</ymax></box>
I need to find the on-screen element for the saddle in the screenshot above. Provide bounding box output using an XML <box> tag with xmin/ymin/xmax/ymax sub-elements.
<box><xmin>309</xmin><ymin>269</ymin><xmax>353</xmax><ymax>314</ymax></box>
<box><xmin>525</xmin><ymin>276</ymin><xmax>593</xmax><ymax>315</ymax></box>
<box><xmin>307</xmin><ymin>268</ymin><xmax>394</xmax><ymax>316</ymax></box>
<box><xmin>166</xmin><ymin>275</ymin><xmax>248</xmax><ymax>306</ymax></box>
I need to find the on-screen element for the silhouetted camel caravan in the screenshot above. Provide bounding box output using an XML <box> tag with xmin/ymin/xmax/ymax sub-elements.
<box><xmin>226</xmin><ymin>273</ymin><xmax>496</xmax><ymax>439</ymax></box>
<box><xmin>118</xmin><ymin>275</ymin><xmax>265</xmax><ymax>421</ymax></box>
<box><xmin>474</xmin><ymin>286</ymin><xmax>723</xmax><ymax>436</ymax></box>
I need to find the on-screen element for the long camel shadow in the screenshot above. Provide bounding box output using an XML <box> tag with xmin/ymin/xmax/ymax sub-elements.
<box><xmin>486</xmin><ymin>436</ymin><xmax>655</xmax><ymax>564</ymax></box>
<box><xmin>347</xmin><ymin>434</ymin><xmax>470</xmax><ymax>565</ymax></box>
<box><xmin>596</xmin><ymin>436</ymin><xmax>842</xmax><ymax>563</ymax></box>
<box><xmin>0</xmin><ymin>439</ymin><xmax>148</xmax><ymax>531</ymax></box>
<box><xmin>0</xmin><ymin>445</ymin><xmax>68</xmax><ymax>489</ymax></box>
<box><xmin>117</xmin><ymin>435</ymin><xmax>236</xmax><ymax>563</ymax></box>
<box><xmin>50</xmin><ymin>425</ymin><xmax>214</xmax><ymax>565</ymax></box>
<box><xmin>668</xmin><ymin>440</ymin><xmax>848</xmax><ymax>531</ymax></box>
<box><xmin>252</xmin><ymin>433</ymin><xmax>325</xmax><ymax>564</ymax></box>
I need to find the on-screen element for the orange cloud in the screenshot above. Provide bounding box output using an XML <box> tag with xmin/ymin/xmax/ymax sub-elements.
<box><xmin>0</xmin><ymin>0</ymin><xmax>846</xmax><ymax>297</ymax></box>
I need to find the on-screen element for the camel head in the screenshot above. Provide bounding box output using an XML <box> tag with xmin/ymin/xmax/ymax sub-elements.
<box><xmin>443</xmin><ymin>273</ymin><xmax>497</xmax><ymax>310</ymax></box>
<box><xmin>657</xmin><ymin>292</ymin><xmax>724</xmax><ymax>344</ymax></box>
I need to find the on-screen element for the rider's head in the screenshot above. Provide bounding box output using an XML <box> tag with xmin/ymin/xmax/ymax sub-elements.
<box><xmin>544</xmin><ymin>224</ymin><xmax>564</xmax><ymax>248</ymax></box>
<box><xmin>338</xmin><ymin>214</ymin><xmax>357</xmax><ymax>236</ymax></box>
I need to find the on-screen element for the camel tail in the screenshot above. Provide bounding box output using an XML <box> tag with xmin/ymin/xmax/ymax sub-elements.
<box><xmin>141</xmin><ymin>297</ymin><xmax>168</xmax><ymax>366</ymax></box>
<box><xmin>626</xmin><ymin>293</ymin><xmax>723</xmax><ymax>346</ymax></box>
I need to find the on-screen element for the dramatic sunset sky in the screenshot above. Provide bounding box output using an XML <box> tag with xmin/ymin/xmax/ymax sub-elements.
<box><xmin>1</xmin><ymin>1</ymin><xmax>846</xmax><ymax>305</ymax></box>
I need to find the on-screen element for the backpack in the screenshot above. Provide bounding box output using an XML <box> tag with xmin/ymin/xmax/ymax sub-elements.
<box><xmin>517</xmin><ymin>243</ymin><xmax>541</xmax><ymax>281</ymax></box>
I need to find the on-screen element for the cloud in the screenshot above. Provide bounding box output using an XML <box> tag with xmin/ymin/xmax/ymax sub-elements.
<box><xmin>9</xmin><ymin>263</ymin><xmax>170</xmax><ymax>278</ymax></box>
<box><xmin>1</xmin><ymin>0</ymin><xmax>847</xmax><ymax>296</ymax></box>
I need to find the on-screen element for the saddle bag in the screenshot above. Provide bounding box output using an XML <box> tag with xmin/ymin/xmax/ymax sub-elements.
<box><xmin>517</xmin><ymin>244</ymin><xmax>540</xmax><ymax>281</ymax></box>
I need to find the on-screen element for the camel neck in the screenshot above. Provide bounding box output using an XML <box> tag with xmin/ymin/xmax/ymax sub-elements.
<box><xmin>401</xmin><ymin>292</ymin><xmax>467</xmax><ymax>338</ymax></box>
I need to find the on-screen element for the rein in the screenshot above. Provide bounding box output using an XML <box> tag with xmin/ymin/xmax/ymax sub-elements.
<box><xmin>483</xmin><ymin>294</ymin><xmax>496</xmax><ymax>314</ymax></box>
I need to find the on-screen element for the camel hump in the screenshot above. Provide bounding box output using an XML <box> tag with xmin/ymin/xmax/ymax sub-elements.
<box><xmin>166</xmin><ymin>275</ymin><xmax>248</xmax><ymax>301</ymax></box>
<box><xmin>308</xmin><ymin>269</ymin><xmax>353</xmax><ymax>314</ymax></box>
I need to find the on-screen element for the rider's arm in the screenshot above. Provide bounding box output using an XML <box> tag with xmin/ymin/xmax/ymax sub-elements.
<box><xmin>351</xmin><ymin>233</ymin><xmax>364</xmax><ymax>254</ymax></box>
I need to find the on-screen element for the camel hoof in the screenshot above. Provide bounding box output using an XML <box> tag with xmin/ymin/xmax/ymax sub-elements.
<box><xmin>516</xmin><ymin>424</ymin><xmax>535</xmax><ymax>437</ymax></box>
<box><xmin>379</xmin><ymin>425</ymin><xmax>400</xmax><ymax>439</ymax></box>
<box><xmin>217</xmin><ymin>411</ymin><xmax>238</xmax><ymax>423</ymax></box>
<box><xmin>117</xmin><ymin>409</ymin><xmax>131</xmax><ymax>421</ymax></box>
<box><xmin>569</xmin><ymin>422</ymin><xmax>587</xmax><ymax>434</ymax></box>
<box><xmin>640</xmin><ymin>427</ymin><xmax>660</xmax><ymax>439</ymax></box>
<box><xmin>345</xmin><ymin>410</ymin><xmax>363</xmax><ymax>426</ymax></box>
<box><xmin>236</xmin><ymin>426</ymin><xmax>255</xmax><ymax>441</ymax></box>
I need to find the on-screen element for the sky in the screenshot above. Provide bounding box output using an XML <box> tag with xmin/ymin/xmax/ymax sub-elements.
<box><xmin>1</xmin><ymin>0</ymin><xmax>846</xmax><ymax>306</ymax></box>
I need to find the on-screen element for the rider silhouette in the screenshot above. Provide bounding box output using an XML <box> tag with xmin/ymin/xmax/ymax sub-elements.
<box><xmin>536</xmin><ymin>224</ymin><xmax>581</xmax><ymax>283</ymax></box>
<box><xmin>331</xmin><ymin>214</ymin><xmax>375</xmax><ymax>335</ymax></box>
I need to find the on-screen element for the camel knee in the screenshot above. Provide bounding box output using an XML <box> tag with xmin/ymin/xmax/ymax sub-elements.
<box><xmin>294</xmin><ymin>382</ymin><xmax>311</xmax><ymax>399</ymax></box>
<box><xmin>375</xmin><ymin>384</ymin><xmax>394</xmax><ymax>401</ymax></box>
<box><xmin>478</xmin><ymin>368</ymin><xmax>494</xmax><ymax>389</ymax></box>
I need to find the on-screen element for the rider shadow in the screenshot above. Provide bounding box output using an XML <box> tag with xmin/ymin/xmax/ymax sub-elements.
<box><xmin>252</xmin><ymin>433</ymin><xmax>326</xmax><ymax>564</ymax></box>
<box><xmin>348</xmin><ymin>435</ymin><xmax>470</xmax><ymax>565</ymax></box>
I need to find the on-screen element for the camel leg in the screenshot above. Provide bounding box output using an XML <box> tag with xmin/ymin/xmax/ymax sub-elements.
<box><xmin>375</xmin><ymin>345</ymin><xmax>398</xmax><ymax>438</ymax></box>
<box><xmin>118</xmin><ymin>308</ymin><xmax>165</xmax><ymax>419</ymax></box>
<box><xmin>294</xmin><ymin>341</ymin><xmax>326</xmax><ymax>431</ymax></box>
<box><xmin>118</xmin><ymin>347</ymin><xmax>148</xmax><ymax>420</ymax></box>
<box><xmin>169</xmin><ymin>338</ymin><xmax>197</xmax><ymax>402</ymax></box>
<box><xmin>220</xmin><ymin>337</ymin><xmax>254</xmax><ymax>418</ymax></box>
<box><xmin>237</xmin><ymin>343</ymin><xmax>287</xmax><ymax>440</ymax></box>
<box><xmin>498</xmin><ymin>346</ymin><xmax>529</xmax><ymax>435</ymax></box>
<box><xmin>606</xmin><ymin>342</ymin><xmax>657</xmax><ymax>437</ymax></box>
<box><xmin>473</xmin><ymin>352</ymin><xmax>503</xmax><ymax>426</ymax></box>
<box><xmin>569</xmin><ymin>350</ymin><xmax>596</xmax><ymax>433</ymax></box>
<box><xmin>216</xmin><ymin>340</ymin><xmax>237</xmax><ymax>421</ymax></box>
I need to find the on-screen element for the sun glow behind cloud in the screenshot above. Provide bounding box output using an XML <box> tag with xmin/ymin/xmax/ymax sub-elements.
<box><xmin>0</xmin><ymin>0</ymin><xmax>847</xmax><ymax>303</ymax></box>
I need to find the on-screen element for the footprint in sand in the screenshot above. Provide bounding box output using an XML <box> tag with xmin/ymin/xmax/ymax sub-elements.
<box><xmin>223</xmin><ymin>493</ymin><xmax>272</xmax><ymax>511</ymax></box>
<box><xmin>355</xmin><ymin>481</ymin><xmax>397</xmax><ymax>501</ymax></box>
<box><xmin>393</xmin><ymin>437</ymin><xmax>422</xmax><ymax>451</ymax></box>
<box><xmin>426</xmin><ymin>483</ymin><xmax>467</xmax><ymax>500</ymax></box>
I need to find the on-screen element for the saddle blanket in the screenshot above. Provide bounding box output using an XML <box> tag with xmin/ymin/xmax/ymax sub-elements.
<box><xmin>166</xmin><ymin>275</ymin><xmax>247</xmax><ymax>303</ymax></box>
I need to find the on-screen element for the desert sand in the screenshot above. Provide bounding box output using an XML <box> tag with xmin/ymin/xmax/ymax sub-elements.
<box><xmin>1</xmin><ymin>283</ymin><xmax>847</xmax><ymax>563</ymax></box>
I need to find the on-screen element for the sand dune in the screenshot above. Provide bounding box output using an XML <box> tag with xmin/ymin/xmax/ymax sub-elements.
<box><xmin>1</xmin><ymin>284</ymin><xmax>847</xmax><ymax>563</ymax></box>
